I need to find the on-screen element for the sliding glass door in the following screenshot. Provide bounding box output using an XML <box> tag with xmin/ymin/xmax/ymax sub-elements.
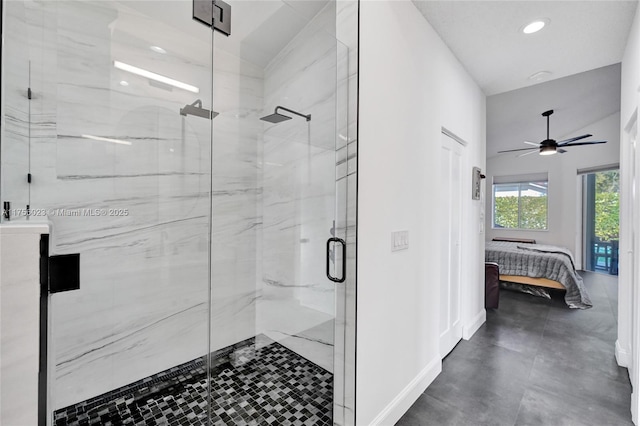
<box><xmin>583</xmin><ymin>169</ymin><xmax>620</xmax><ymax>275</ymax></box>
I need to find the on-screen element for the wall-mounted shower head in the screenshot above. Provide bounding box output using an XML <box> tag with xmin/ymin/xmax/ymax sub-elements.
<box><xmin>180</xmin><ymin>99</ymin><xmax>218</xmax><ymax>119</ymax></box>
<box><xmin>261</xmin><ymin>112</ymin><xmax>292</xmax><ymax>123</ymax></box>
<box><xmin>260</xmin><ymin>106</ymin><xmax>311</xmax><ymax>123</ymax></box>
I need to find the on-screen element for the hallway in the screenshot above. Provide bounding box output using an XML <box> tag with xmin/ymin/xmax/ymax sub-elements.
<box><xmin>398</xmin><ymin>271</ymin><xmax>632</xmax><ymax>425</ymax></box>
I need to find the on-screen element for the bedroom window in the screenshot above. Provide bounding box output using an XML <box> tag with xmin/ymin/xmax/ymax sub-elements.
<box><xmin>493</xmin><ymin>174</ymin><xmax>548</xmax><ymax>230</ymax></box>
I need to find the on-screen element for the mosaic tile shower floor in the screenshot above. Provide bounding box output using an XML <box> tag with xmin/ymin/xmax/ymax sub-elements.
<box><xmin>53</xmin><ymin>340</ymin><xmax>333</xmax><ymax>426</ymax></box>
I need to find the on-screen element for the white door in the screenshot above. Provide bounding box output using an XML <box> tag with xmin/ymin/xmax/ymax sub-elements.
<box><xmin>439</xmin><ymin>133</ymin><xmax>464</xmax><ymax>358</ymax></box>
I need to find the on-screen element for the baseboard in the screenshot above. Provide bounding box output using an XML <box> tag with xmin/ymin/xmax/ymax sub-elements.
<box><xmin>616</xmin><ymin>339</ymin><xmax>631</xmax><ymax>368</ymax></box>
<box><xmin>369</xmin><ymin>357</ymin><xmax>442</xmax><ymax>426</ymax></box>
<box><xmin>462</xmin><ymin>309</ymin><xmax>486</xmax><ymax>340</ymax></box>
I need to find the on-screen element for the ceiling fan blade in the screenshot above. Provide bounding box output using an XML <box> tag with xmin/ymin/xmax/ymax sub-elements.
<box><xmin>523</xmin><ymin>141</ymin><xmax>539</xmax><ymax>146</ymax></box>
<box><xmin>558</xmin><ymin>148</ymin><xmax>567</xmax><ymax>154</ymax></box>
<box><xmin>498</xmin><ymin>147</ymin><xmax>538</xmax><ymax>153</ymax></box>
<box><xmin>517</xmin><ymin>149</ymin><xmax>539</xmax><ymax>157</ymax></box>
<box><xmin>557</xmin><ymin>134</ymin><xmax>592</xmax><ymax>145</ymax></box>
<box><xmin>560</xmin><ymin>140</ymin><xmax>607</xmax><ymax>147</ymax></box>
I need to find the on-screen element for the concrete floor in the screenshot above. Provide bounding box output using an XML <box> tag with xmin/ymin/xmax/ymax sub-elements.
<box><xmin>397</xmin><ymin>271</ymin><xmax>632</xmax><ymax>426</ymax></box>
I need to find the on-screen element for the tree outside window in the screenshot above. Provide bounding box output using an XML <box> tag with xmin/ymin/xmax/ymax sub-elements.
<box><xmin>594</xmin><ymin>170</ymin><xmax>619</xmax><ymax>242</ymax></box>
<box><xmin>493</xmin><ymin>181</ymin><xmax>548</xmax><ymax>230</ymax></box>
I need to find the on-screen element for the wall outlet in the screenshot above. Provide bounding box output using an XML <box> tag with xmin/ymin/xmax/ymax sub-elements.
<box><xmin>391</xmin><ymin>230</ymin><xmax>409</xmax><ymax>251</ymax></box>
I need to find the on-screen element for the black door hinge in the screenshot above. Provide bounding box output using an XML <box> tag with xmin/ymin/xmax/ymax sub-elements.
<box><xmin>28</xmin><ymin>87</ymin><xmax>32</xmax><ymax>99</ymax></box>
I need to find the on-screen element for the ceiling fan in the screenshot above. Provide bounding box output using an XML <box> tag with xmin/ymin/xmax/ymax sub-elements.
<box><xmin>498</xmin><ymin>110</ymin><xmax>607</xmax><ymax>157</ymax></box>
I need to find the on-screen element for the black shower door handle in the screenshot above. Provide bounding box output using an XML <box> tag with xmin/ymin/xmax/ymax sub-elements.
<box><xmin>326</xmin><ymin>237</ymin><xmax>346</xmax><ymax>283</ymax></box>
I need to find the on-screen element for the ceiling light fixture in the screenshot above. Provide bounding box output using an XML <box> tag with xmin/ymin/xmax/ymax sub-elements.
<box><xmin>150</xmin><ymin>46</ymin><xmax>167</xmax><ymax>54</ymax></box>
<box><xmin>528</xmin><ymin>71</ymin><xmax>552</xmax><ymax>81</ymax></box>
<box><xmin>119</xmin><ymin>80</ymin><xmax>129</xmax><ymax>86</ymax></box>
<box><xmin>113</xmin><ymin>60</ymin><xmax>199</xmax><ymax>93</ymax></box>
<box><xmin>539</xmin><ymin>146</ymin><xmax>556</xmax><ymax>156</ymax></box>
<box><xmin>522</xmin><ymin>19</ymin><xmax>548</xmax><ymax>34</ymax></box>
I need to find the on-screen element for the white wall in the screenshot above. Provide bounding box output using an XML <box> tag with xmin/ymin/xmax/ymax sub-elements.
<box><xmin>619</xmin><ymin>2</ymin><xmax>640</xmax><ymax>416</ymax></box>
<box><xmin>486</xmin><ymin>111</ymin><xmax>621</xmax><ymax>267</ymax></box>
<box><xmin>357</xmin><ymin>1</ymin><xmax>486</xmax><ymax>424</ymax></box>
<box><xmin>622</xmin><ymin>7</ymin><xmax>640</xmax><ymax>127</ymax></box>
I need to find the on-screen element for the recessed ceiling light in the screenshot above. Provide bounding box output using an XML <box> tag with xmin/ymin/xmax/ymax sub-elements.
<box><xmin>150</xmin><ymin>46</ymin><xmax>167</xmax><ymax>54</ymax></box>
<box><xmin>528</xmin><ymin>71</ymin><xmax>552</xmax><ymax>81</ymax></box>
<box><xmin>522</xmin><ymin>19</ymin><xmax>548</xmax><ymax>34</ymax></box>
<box><xmin>119</xmin><ymin>80</ymin><xmax>129</xmax><ymax>86</ymax></box>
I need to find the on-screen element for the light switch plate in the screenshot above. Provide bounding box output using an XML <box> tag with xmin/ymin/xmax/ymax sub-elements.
<box><xmin>391</xmin><ymin>230</ymin><xmax>409</xmax><ymax>251</ymax></box>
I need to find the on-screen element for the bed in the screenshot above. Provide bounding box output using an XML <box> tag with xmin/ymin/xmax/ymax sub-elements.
<box><xmin>485</xmin><ymin>239</ymin><xmax>592</xmax><ymax>309</ymax></box>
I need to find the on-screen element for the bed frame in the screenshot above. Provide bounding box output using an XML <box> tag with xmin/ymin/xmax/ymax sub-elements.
<box><xmin>499</xmin><ymin>274</ymin><xmax>565</xmax><ymax>290</ymax></box>
<box><xmin>492</xmin><ymin>238</ymin><xmax>566</xmax><ymax>290</ymax></box>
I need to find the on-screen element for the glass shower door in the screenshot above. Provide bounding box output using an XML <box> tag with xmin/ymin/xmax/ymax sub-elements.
<box><xmin>0</xmin><ymin>1</ymin><xmax>215</xmax><ymax>423</ymax></box>
<box><xmin>3</xmin><ymin>0</ymin><xmax>352</xmax><ymax>422</ymax></box>
<box><xmin>209</xmin><ymin>1</ymin><xmax>348</xmax><ymax>424</ymax></box>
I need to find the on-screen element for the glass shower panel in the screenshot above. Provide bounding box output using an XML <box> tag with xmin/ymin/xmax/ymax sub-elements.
<box><xmin>1</xmin><ymin>0</ymin><xmax>31</xmax><ymax>221</ymax></box>
<box><xmin>210</xmin><ymin>1</ymin><xmax>348</xmax><ymax>424</ymax></box>
<box><xmin>0</xmin><ymin>1</ymin><xmax>214</xmax><ymax>422</ymax></box>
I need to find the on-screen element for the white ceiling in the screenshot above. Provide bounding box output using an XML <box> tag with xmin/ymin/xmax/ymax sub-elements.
<box><xmin>412</xmin><ymin>0</ymin><xmax>637</xmax><ymax>95</ymax></box>
<box><xmin>486</xmin><ymin>63</ymin><xmax>621</xmax><ymax>158</ymax></box>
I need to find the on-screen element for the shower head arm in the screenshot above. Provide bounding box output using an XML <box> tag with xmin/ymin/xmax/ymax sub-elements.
<box><xmin>180</xmin><ymin>99</ymin><xmax>218</xmax><ymax>119</ymax></box>
<box><xmin>275</xmin><ymin>106</ymin><xmax>311</xmax><ymax>122</ymax></box>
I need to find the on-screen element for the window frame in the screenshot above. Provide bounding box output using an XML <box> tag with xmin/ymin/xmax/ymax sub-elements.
<box><xmin>492</xmin><ymin>180</ymin><xmax>549</xmax><ymax>231</ymax></box>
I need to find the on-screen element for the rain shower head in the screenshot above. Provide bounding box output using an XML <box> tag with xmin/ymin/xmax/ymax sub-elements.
<box><xmin>260</xmin><ymin>106</ymin><xmax>311</xmax><ymax>123</ymax></box>
<box><xmin>261</xmin><ymin>112</ymin><xmax>292</xmax><ymax>123</ymax></box>
<box><xmin>180</xmin><ymin>99</ymin><xmax>218</xmax><ymax>119</ymax></box>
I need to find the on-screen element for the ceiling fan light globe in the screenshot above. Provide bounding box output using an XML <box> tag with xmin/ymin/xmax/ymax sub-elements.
<box><xmin>539</xmin><ymin>146</ymin><xmax>557</xmax><ymax>156</ymax></box>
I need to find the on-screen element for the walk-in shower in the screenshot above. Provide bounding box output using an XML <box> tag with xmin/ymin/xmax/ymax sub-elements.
<box><xmin>260</xmin><ymin>105</ymin><xmax>312</xmax><ymax>123</ymax></box>
<box><xmin>0</xmin><ymin>0</ymin><xmax>357</xmax><ymax>425</ymax></box>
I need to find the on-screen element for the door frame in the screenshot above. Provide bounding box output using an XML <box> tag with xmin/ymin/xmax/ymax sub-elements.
<box><xmin>439</xmin><ymin>129</ymin><xmax>467</xmax><ymax>358</ymax></box>
<box><xmin>626</xmin><ymin>100</ymin><xmax>640</xmax><ymax>423</ymax></box>
<box><xmin>618</xmin><ymin>109</ymin><xmax>636</xmax><ymax>374</ymax></box>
